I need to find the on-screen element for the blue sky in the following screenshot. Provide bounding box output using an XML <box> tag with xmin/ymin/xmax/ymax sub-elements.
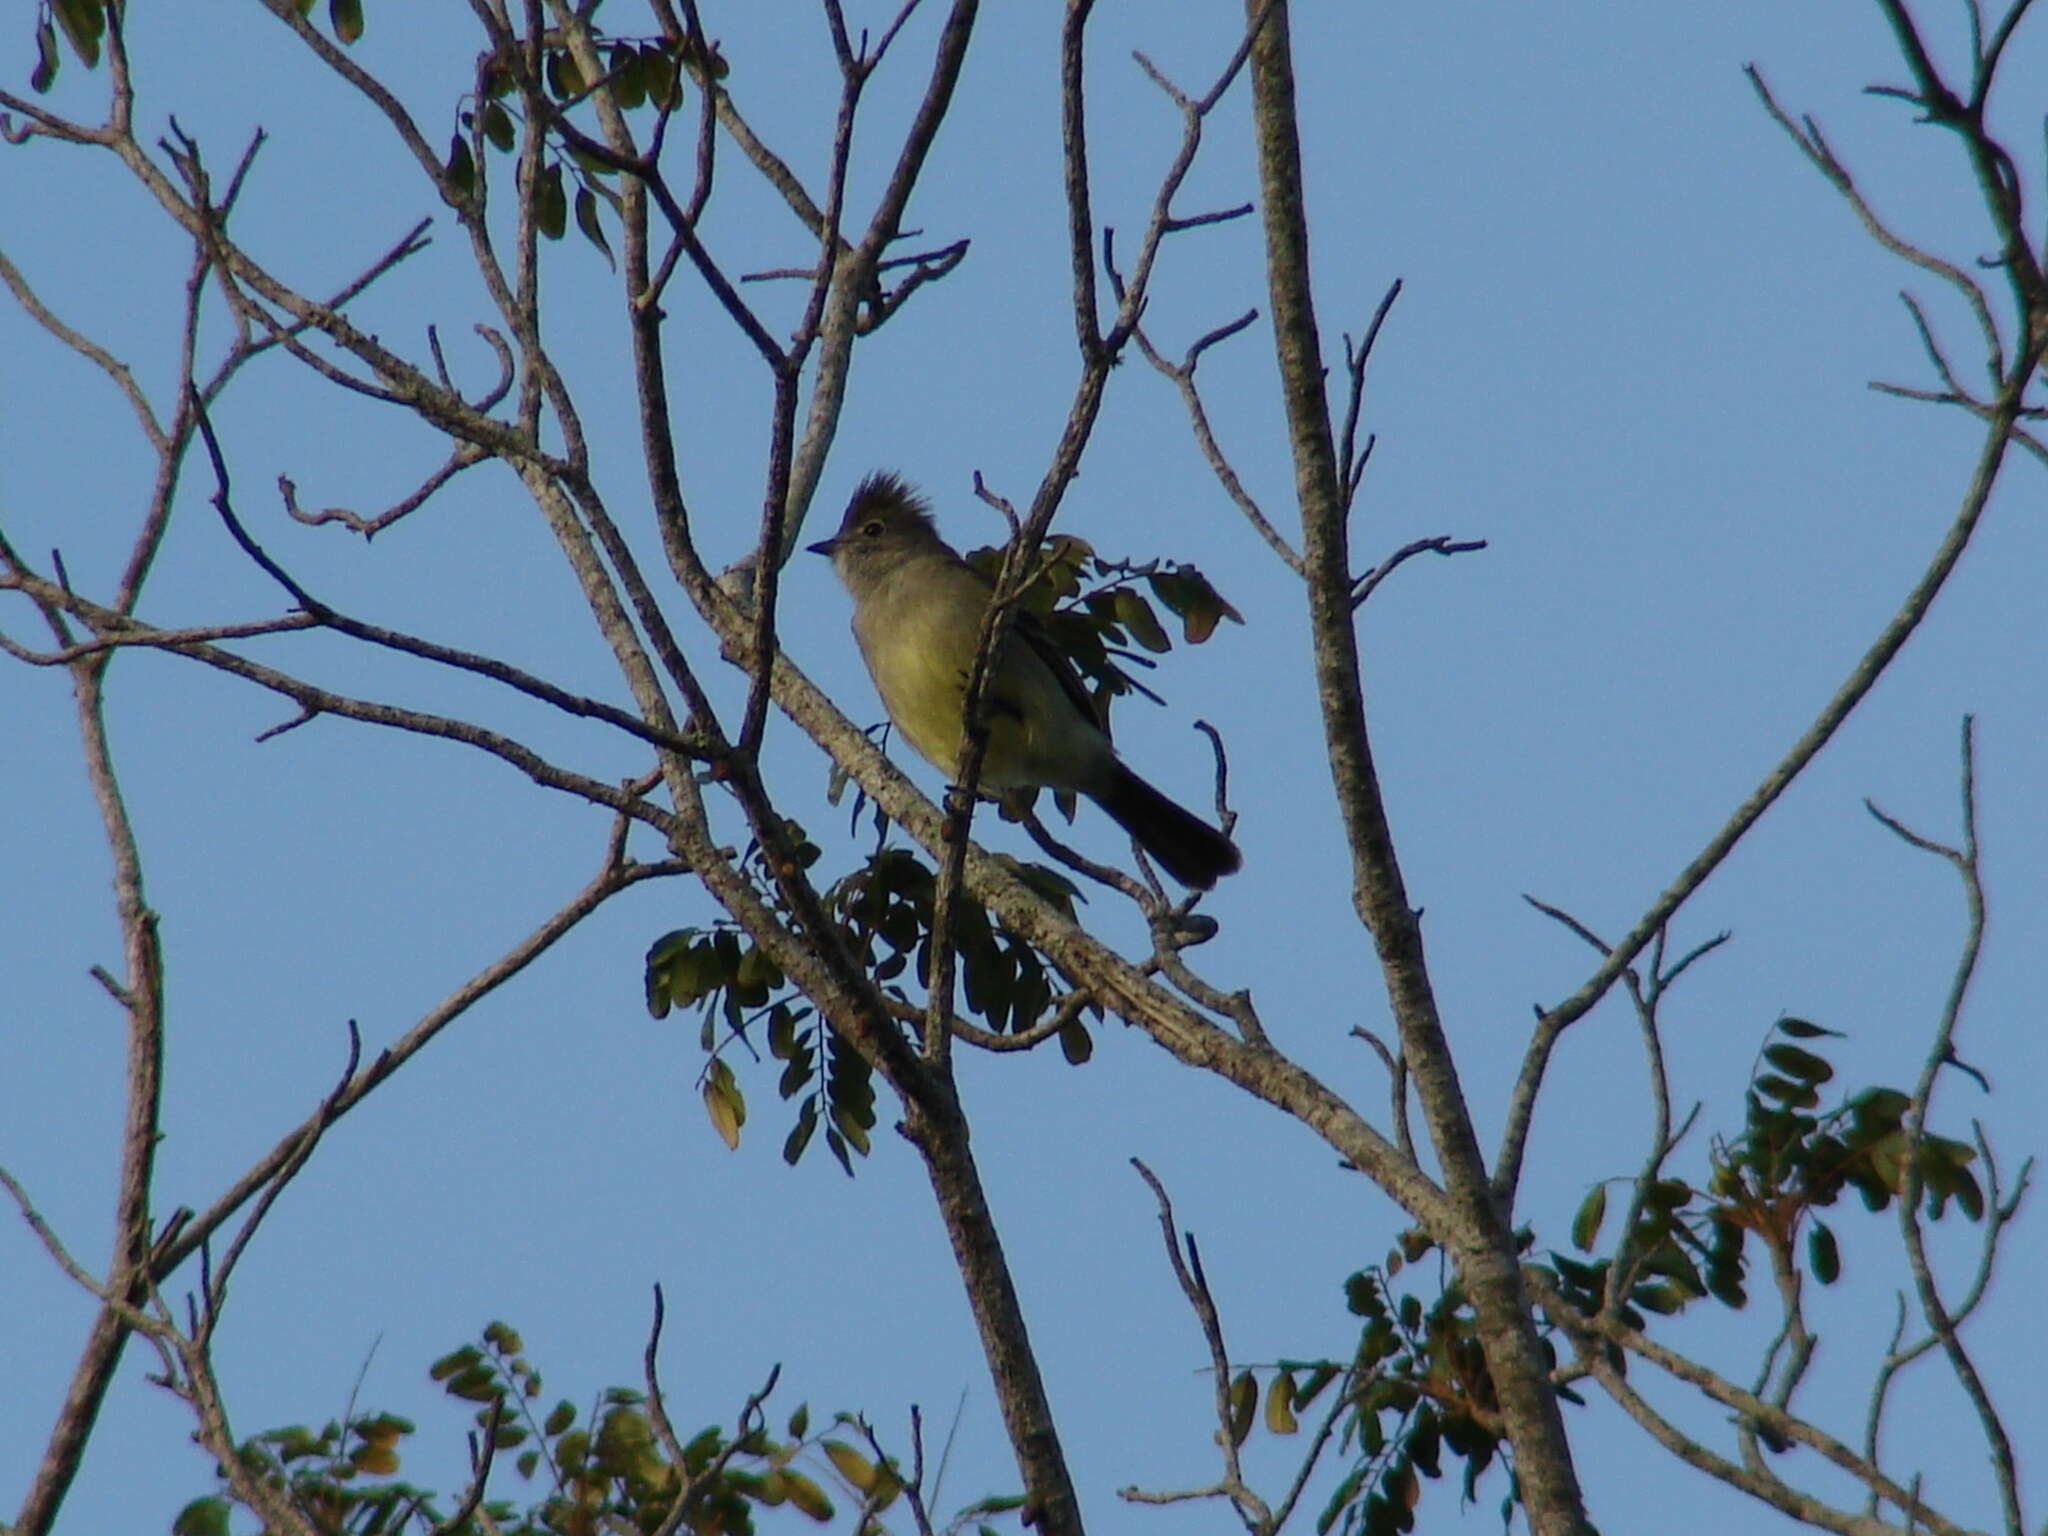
<box><xmin>4</xmin><ymin>3</ymin><xmax>2044</xmax><ymax>1533</ymax></box>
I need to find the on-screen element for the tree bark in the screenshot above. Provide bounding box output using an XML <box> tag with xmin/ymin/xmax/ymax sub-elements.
<box><xmin>1239</xmin><ymin>5</ymin><xmax>1594</xmax><ymax>1532</ymax></box>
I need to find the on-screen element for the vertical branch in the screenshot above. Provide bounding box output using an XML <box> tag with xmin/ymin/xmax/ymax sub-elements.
<box><xmin>14</xmin><ymin>655</ymin><xmax>166</xmax><ymax>1536</ymax></box>
<box><xmin>901</xmin><ymin>1082</ymin><xmax>1084</xmax><ymax>1536</ymax></box>
<box><xmin>1879</xmin><ymin>719</ymin><xmax>2021</xmax><ymax>1536</ymax></box>
<box><xmin>1239</xmin><ymin>5</ymin><xmax>1591</xmax><ymax>1533</ymax></box>
<box><xmin>1061</xmin><ymin>0</ymin><xmax>1101</xmax><ymax>352</ymax></box>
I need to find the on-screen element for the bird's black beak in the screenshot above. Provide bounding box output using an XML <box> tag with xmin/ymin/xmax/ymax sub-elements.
<box><xmin>805</xmin><ymin>537</ymin><xmax>836</xmax><ymax>557</ymax></box>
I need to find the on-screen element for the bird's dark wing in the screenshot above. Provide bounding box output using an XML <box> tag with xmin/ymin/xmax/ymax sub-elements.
<box><xmin>1013</xmin><ymin>608</ymin><xmax>1109</xmax><ymax>736</ymax></box>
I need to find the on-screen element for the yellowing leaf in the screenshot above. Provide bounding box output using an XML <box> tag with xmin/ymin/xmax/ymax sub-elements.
<box><xmin>822</xmin><ymin>1439</ymin><xmax>875</xmax><ymax>1490</ymax></box>
<box><xmin>782</xmin><ymin>1469</ymin><xmax>834</xmax><ymax>1521</ymax></box>
<box><xmin>703</xmin><ymin>1067</ymin><xmax>744</xmax><ymax>1150</ymax></box>
<box><xmin>1571</xmin><ymin>1184</ymin><xmax>1607</xmax><ymax>1252</ymax></box>
<box><xmin>351</xmin><ymin>1443</ymin><xmax>400</xmax><ymax>1475</ymax></box>
<box><xmin>1265</xmin><ymin>1371</ymin><xmax>1299</xmax><ymax>1435</ymax></box>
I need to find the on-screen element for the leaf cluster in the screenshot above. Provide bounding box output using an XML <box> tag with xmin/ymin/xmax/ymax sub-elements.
<box><xmin>172</xmin><ymin>1410</ymin><xmax>424</xmax><ymax>1536</ymax></box>
<box><xmin>961</xmin><ymin>534</ymin><xmax>1241</xmax><ymax>726</ymax></box>
<box><xmin>441</xmin><ymin>16</ymin><xmax>729</xmax><ymax>263</ymax></box>
<box><xmin>1227</xmin><ymin>1243</ymin><xmax>1515</xmax><ymax>1536</ymax></box>
<box><xmin>1235</xmin><ymin>1018</ymin><xmax>1996</xmax><ymax>1535</ymax></box>
<box><xmin>1563</xmin><ymin>1017</ymin><xmax>1984</xmax><ymax>1318</ymax></box>
<box><xmin>644</xmin><ymin>834</ymin><xmax>1100</xmax><ymax>1170</ymax></box>
<box><xmin>832</xmin><ymin>848</ymin><xmax>1090</xmax><ymax>1046</ymax></box>
<box><xmin>643</xmin><ymin>918</ymin><xmax>878</xmax><ymax>1175</ymax></box>
<box><xmin>172</xmin><ymin>1322</ymin><xmax>959</xmax><ymax>1536</ymax></box>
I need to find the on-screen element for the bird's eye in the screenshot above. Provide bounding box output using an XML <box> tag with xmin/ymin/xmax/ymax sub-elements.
<box><xmin>861</xmin><ymin>520</ymin><xmax>884</xmax><ymax>537</ymax></box>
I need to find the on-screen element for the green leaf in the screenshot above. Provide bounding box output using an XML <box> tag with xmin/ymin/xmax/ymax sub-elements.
<box><xmin>1149</xmin><ymin>566</ymin><xmax>1244</xmax><ymax>643</ymax></box>
<box><xmin>446</xmin><ymin>1365</ymin><xmax>501</xmax><ymax>1403</ymax></box>
<box><xmin>608</xmin><ymin>43</ymin><xmax>647</xmax><ymax>109</ymax></box>
<box><xmin>536</xmin><ymin>162</ymin><xmax>568</xmax><ymax>240</ymax></box>
<box><xmin>354</xmin><ymin>1412</ymin><xmax>412</xmax><ymax>1447</ymax></box>
<box><xmin>1408</xmin><ymin>1410</ymin><xmax>1442</xmax><ymax>1478</ymax></box>
<box><xmin>482</xmin><ymin>100</ymin><xmax>516</xmax><ymax>152</ymax></box>
<box><xmin>1775</xmin><ymin>1016</ymin><xmax>1841</xmax><ymax>1039</ymax></box>
<box><xmin>781</xmin><ymin>1469</ymin><xmax>834</xmax><ymax>1520</ymax></box>
<box><xmin>1227</xmin><ymin>1370</ymin><xmax>1258</xmax><ymax>1446</ymax></box>
<box><xmin>783</xmin><ymin>1099</ymin><xmax>818</xmax><ymax>1165</ymax></box>
<box><xmin>429</xmin><ymin>1344</ymin><xmax>484</xmax><ymax>1382</ymax></box>
<box><xmin>644</xmin><ymin>928</ymin><xmax>699</xmax><ymax>1017</ymax></box>
<box><xmin>1319</xmin><ymin>1463</ymin><xmax>1368</xmax><ymax>1535</ymax></box>
<box><xmin>1058</xmin><ymin>1019</ymin><xmax>1093</xmax><ymax>1064</ymax></box>
<box><xmin>824</xmin><ymin>1126</ymin><xmax>853</xmax><ymax>1177</ymax></box>
<box><xmin>787</xmin><ymin>1402</ymin><xmax>810</xmax><ymax>1440</ymax></box>
<box><xmin>1630</xmin><ymin>1281</ymin><xmax>1687</xmax><ymax>1315</ymax></box>
<box><xmin>1344</xmin><ymin>1270</ymin><xmax>1383</xmax><ymax>1319</ymax></box>
<box><xmin>555</xmin><ymin>1426</ymin><xmax>590</xmax><ymax>1469</ymax></box>
<box><xmin>544</xmin><ymin>1399</ymin><xmax>576</xmax><ymax>1436</ymax></box>
<box><xmin>446</xmin><ymin>134</ymin><xmax>476</xmax><ymax>197</ymax></box>
<box><xmin>1646</xmin><ymin>1177</ymin><xmax>1693</xmax><ymax>1209</ymax></box>
<box><xmin>329</xmin><ymin>0</ymin><xmax>364</xmax><ymax>45</ymax></box>
<box><xmin>1952</xmin><ymin>1164</ymin><xmax>1985</xmax><ymax>1221</ymax></box>
<box><xmin>829</xmin><ymin>1098</ymin><xmax>871</xmax><ymax>1156</ymax></box>
<box><xmin>1851</xmin><ymin>1087</ymin><xmax>1911</xmax><ymax>1125</ymax></box>
<box><xmin>1570</xmin><ymin>1184</ymin><xmax>1607</xmax><ymax>1252</ymax></box>
<box><xmin>31</xmin><ymin>18</ymin><xmax>59</xmax><ymax>93</ymax></box>
<box><xmin>1763</xmin><ymin>1043</ymin><xmax>1834</xmax><ymax>1085</ymax></box>
<box><xmin>546</xmin><ymin>47</ymin><xmax>584</xmax><ymax>100</ymax></box>
<box><xmin>173</xmin><ymin>1497</ymin><xmax>231</xmax><ymax>1536</ymax></box>
<box><xmin>1294</xmin><ymin>1362</ymin><xmax>1339</xmax><ymax>1407</ymax></box>
<box><xmin>1755</xmin><ymin>1073</ymin><xmax>1819</xmax><ymax>1109</ymax></box>
<box><xmin>53</xmin><ymin>0</ymin><xmax>104</xmax><ymax>67</ymax></box>
<box><xmin>1867</xmin><ymin>1129</ymin><xmax>1907</xmax><ymax>1193</ymax></box>
<box><xmin>1807</xmin><ymin>1220</ymin><xmax>1840</xmax><ymax>1284</ymax></box>
<box><xmin>640</xmin><ymin>44</ymin><xmax>683</xmax><ymax>111</ymax></box>
<box><xmin>1113</xmin><ymin>589</ymin><xmax>1171</xmax><ymax>653</ymax></box>
<box><xmin>574</xmin><ymin>186</ymin><xmax>613</xmax><ymax>265</ymax></box>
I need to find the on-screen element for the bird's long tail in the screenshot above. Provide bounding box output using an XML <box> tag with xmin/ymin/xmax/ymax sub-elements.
<box><xmin>1093</xmin><ymin>762</ymin><xmax>1241</xmax><ymax>889</ymax></box>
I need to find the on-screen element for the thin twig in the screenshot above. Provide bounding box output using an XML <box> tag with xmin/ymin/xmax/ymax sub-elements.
<box><xmin>1868</xmin><ymin>717</ymin><xmax>2020</xmax><ymax>1535</ymax></box>
<box><xmin>1129</xmin><ymin>1159</ymin><xmax>1271</xmax><ymax>1531</ymax></box>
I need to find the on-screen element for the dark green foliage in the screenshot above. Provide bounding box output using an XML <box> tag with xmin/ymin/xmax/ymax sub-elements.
<box><xmin>644</xmin><ymin>831</ymin><xmax>1094</xmax><ymax>1172</ymax></box>
<box><xmin>1273</xmin><ymin>1259</ymin><xmax>1507</xmax><ymax>1536</ymax></box>
<box><xmin>1268</xmin><ymin>1015</ymin><xmax>1993</xmax><ymax>1536</ymax></box>
<box><xmin>960</xmin><ymin>533</ymin><xmax>1241</xmax><ymax>725</ymax></box>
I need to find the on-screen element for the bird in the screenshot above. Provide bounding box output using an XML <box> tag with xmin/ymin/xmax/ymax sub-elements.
<box><xmin>809</xmin><ymin>472</ymin><xmax>1241</xmax><ymax>889</ymax></box>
